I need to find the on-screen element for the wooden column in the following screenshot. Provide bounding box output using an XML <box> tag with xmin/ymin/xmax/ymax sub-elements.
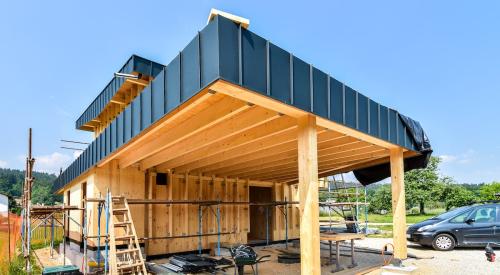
<box><xmin>145</xmin><ymin>171</ymin><xmax>155</xmax><ymax>255</ymax></box>
<box><xmin>297</xmin><ymin>115</ymin><xmax>321</xmax><ymax>275</ymax></box>
<box><xmin>390</xmin><ymin>147</ymin><xmax>407</xmax><ymax>259</ymax></box>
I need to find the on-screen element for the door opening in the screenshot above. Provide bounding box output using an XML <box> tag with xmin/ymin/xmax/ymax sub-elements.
<box><xmin>248</xmin><ymin>186</ymin><xmax>273</xmax><ymax>243</ymax></box>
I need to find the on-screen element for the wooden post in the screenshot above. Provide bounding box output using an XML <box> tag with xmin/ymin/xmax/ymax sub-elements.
<box><xmin>390</xmin><ymin>147</ymin><xmax>407</xmax><ymax>259</ymax></box>
<box><xmin>297</xmin><ymin>115</ymin><xmax>321</xmax><ymax>275</ymax></box>
<box><xmin>145</xmin><ymin>171</ymin><xmax>155</xmax><ymax>255</ymax></box>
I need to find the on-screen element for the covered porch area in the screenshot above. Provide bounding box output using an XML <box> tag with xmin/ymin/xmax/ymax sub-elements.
<box><xmin>98</xmin><ymin>79</ymin><xmax>418</xmax><ymax>273</ymax></box>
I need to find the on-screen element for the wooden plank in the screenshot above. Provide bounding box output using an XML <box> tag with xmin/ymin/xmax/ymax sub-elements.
<box><xmin>140</xmin><ymin>106</ymin><xmax>281</xmax><ymax>170</ymax></box>
<box><xmin>210</xmin><ymin>80</ymin><xmax>399</xmax><ymax>150</ymax></box>
<box><xmin>390</xmin><ymin>147</ymin><xmax>407</xmax><ymax>259</ymax></box>
<box><xmin>198</xmin><ymin>130</ymin><xmax>344</xmax><ymax>175</ymax></box>
<box><xmin>188</xmin><ymin>128</ymin><xmax>331</xmax><ymax>175</ymax></box>
<box><xmin>120</xmin><ymin>96</ymin><xmax>249</xmax><ymax>168</ymax></box>
<box><xmin>155</xmin><ymin>115</ymin><xmax>297</xmax><ymax>170</ymax></box>
<box><xmin>145</xmin><ymin>171</ymin><xmax>154</xmax><ymax>255</ymax></box>
<box><xmin>97</xmin><ymin>90</ymin><xmax>215</xmax><ymax>168</ymax></box>
<box><xmin>297</xmin><ymin>115</ymin><xmax>321</xmax><ymax>275</ymax></box>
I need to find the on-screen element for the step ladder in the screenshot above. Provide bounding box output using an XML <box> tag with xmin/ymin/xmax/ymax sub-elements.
<box><xmin>108</xmin><ymin>195</ymin><xmax>147</xmax><ymax>274</ymax></box>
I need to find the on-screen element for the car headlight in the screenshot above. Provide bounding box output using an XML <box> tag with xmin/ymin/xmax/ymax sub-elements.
<box><xmin>417</xmin><ymin>225</ymin><xmax>434</xmax><ymax>232</ymax></box>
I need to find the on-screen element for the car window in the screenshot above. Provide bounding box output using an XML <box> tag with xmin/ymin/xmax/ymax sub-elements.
<box><xmin>434</xmin><ymin>206</ymin><xmax>472</xmax><ymax>220</ymax></box>
<box><xmin>450</xmin><ymin>210</ymin><xmax>472</xmax><ymax>223</ymax></box>
<box><xmin>469</xmin><ymin>206</ymin><xmax>497</xmax><ymax>223</ymax></box>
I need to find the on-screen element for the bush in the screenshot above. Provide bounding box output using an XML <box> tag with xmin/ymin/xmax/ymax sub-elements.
<box><xmin>409</xmin><ymin>207</ymin><xmax>420</xmax><ymax>215</ymax></box>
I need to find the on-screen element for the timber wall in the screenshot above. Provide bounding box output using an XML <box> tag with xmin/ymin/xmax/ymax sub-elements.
<box><xmin>61</xmin><ymin>162</ymin><xmax>300</xmax><ymax>256</ymax></box>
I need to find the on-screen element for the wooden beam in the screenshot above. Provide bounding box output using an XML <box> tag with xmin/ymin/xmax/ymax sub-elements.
<box><xmin>210</xmin><ymin>80</ymin><xmax>399</xmax><ymax>150</ymax></box>
<box><xmin>155</xmin><ymin>115</ymin><xmax>297</xmax><ymax>171</ymax></box>
<box><xmin>297</xmin><ymin>115</ymin><xmax>321</xmax><ymax>274</ymax></box>
<box><xmin>192</xmin><ymin>129</ymin><xmax>335</xmax><ymax>175</ymax></box>
<box><xmin>119</xmin><ymin>96</ymin><xmax>249</xmax><ymax>168</ymax></box>
<box><xmin>141</xmin><ymin>107</ymin><xmax>281</xmax><ymax>170</ymax></box>
<box><xmin>125</xmin><ymin>78</ymin><xmax>149</xmax><ymax>87</ymax></box>
<box><xmin>390</xmin><ymin>147</ymin><xmax>407</xmax><ymax>260</ymax></box>
<box><xmin>316</xmin><ymin>117</ymin><xmax>398</xmax><ymax>149</ymax></box>
<box><xmin>226</xmin><ymin>142</ymin><xmax>377</xmax><ymax>178</ymax></box>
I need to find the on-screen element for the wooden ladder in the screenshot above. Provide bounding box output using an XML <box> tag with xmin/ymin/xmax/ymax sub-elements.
<box><xmin>108</xmin><ymin>196</ymin><xmax>147</xmax><ymax>274</ymax></box>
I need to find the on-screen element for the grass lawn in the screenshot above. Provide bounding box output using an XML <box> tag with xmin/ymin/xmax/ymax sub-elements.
<box><xmin>319</xmin><ymin>209</ymin><xmax>446</xmax><ymax>238</ymax></box>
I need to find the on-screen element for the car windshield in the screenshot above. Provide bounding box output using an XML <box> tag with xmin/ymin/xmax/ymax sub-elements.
<box><xmin>431</xmin><ymin>206</ymin><xmax>472</xmax><ymax>220</ymax></box>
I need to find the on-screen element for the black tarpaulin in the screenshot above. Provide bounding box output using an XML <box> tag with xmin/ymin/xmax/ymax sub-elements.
<box><xmin>353</xmin><ymin>114</ymin><xmax>432</xmax><ymax>186</ymax></box>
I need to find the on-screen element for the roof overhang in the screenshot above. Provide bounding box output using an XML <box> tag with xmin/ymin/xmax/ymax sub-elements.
<box><xmin>53</xmin><ymin>14</ymin><xmax>429</xmax><ymax>192</ymax></box>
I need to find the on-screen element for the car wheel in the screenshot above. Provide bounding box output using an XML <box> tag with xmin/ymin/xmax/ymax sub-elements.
<box><xmin>432</xmin><ymin>234</ymin><xmax>455</xmax><ymax>251</ymax></box>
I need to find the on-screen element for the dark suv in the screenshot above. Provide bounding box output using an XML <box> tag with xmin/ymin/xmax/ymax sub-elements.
<box><xmin>407</xmin><ymin>203</ymin><xmax>500</xmax><ymax>251</ymax></box>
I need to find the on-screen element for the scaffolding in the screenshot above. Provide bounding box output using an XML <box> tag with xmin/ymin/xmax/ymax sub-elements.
<box><xmin>125</xmin><ymin>199</ymin><xmax>299</xmax><ymax>255</ymax></box>
<box><xmin>319</xmin><ymin>175</ymin><xmax>369</xmax><ymax>234</ymax></box>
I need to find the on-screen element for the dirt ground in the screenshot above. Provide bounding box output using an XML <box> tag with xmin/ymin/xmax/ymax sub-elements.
<box><xmin>34</xmin><ymin>238</ymin><xmax>500</xmax><ymax>274</ymax></box>
<box><xmin>152</xmin><ymin>238</ymin><xmax>500</xmax><ymax>274</ymax></box>
<box><xmin>357</xmin><ymin>238</ymin><xmax>500</xmax><ymax>275</ymax></box>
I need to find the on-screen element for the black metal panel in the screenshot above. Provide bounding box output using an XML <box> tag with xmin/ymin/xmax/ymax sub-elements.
<box><xmin>241</xmin><ymin>28</ymin><xmax>267</xmax><ymax>94</ymax></box>
<box><xmin>117</xmin><ymin>112</ymin><xmax>124</xmax><ymax>147</ymax></box>
<box><xmin>166</xmin><ymin>55</ymin><xmax>181</xmax><ymax>112</ymax></box>
<box><xmin>293</xmin><ymin>56</ymin><xmax>311</xmax><ymax>111</ymax></box>
<box><xmin>217</xmin><ymin>16</ymin><xmax>239</xmax><ymax>84</ymax></box>
<box><xmin>134</xmin><ymin>55</ymin><xmax>153</xmax><ymax>76</ymax></box>
<box><xmin>397</xmin><ymin>115</ymin><xmax>405</xmax><ymax>147</ymax></box>
<box><xmin>379</xmin><ymin>105</ymin><xmax>389</xmax><ymax>140</ymax></box>
<box><xmin>141</xmin><ymin>86</ymin><xmax>152</xmax><ymax>130</ymax></box>
<box><xmin>101</xmin><ymin>131</ymin><xmax>106</xmax><ymax>159</ymax></box>
<box><xmin>132</xmin><ymin>95</ymin><xmax>141</xmax><ymax>137</ymax></box>
<box><xmin>181</xmin><ymin>35</ymin><xmax>201</xmax><ymax>101</ymax></box>
<box><xmin>75</xmin><ymin>55</ymin><xmax>165</xmax><ymax>130</ymax></box>
<box><xmin>110</xmin><ymin>120</ymin><xmax>117</xmax><ymax>152</ymax></box>
<box><xmin>389</xmin><ymin>109</ymin><xmax>397</xmax><ymax>144</ymax></box>
<box><xmin>269</xmin><ymin>43</ymin><xmax>291</xmax><ymax>103</ymax></box>
<box><xmin>152</xmin><ymin>70</ymin><xmax>165</xmax><ymax>122</ymax></box>
<box><xmin>200</xmin><ymin>19</ymin><xmax>220</xmax><ymax>87</ymax></box>
<box><xmin>344</xmin><ymin>86</ymin><xmax>357</xmax><ymax>128</ymax></box>
<box><xmin>123</xmin><ymin>104</ymin><xmax>132</xmax><ymax>142</ymax></box>
<box><xmin>105</xmin><ymin>125</ymin><xmax>111</xmax><ymax>155</ymax></box>
<box><xmin>313</xmin><ymin>68</ymin><xmax>328</xmax><ymax>118</ymax></box>
<box><xmin>96</xmin><ymin>135</ymin><xmax>101</xmax><ymax>162</ymax></box>
<box><xmin>357</xmin><ymin>93</ymin><xmax>369</xmax><ymax>133</ymax></box>
<box><xmin>330</xmin><ymin>77</ymin><xmax>343</xmax><ymax>123</ymax></box>
<box><xmin>369</xmin><ymin>99</ymin><xmax>379</xmax><ymax>137</ymax></box>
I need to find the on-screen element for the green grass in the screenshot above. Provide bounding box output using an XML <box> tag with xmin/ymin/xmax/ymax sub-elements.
<box><xmin>319</xmin><ymin>209</ymin><xmax>447</xmax><ymax>238</ymax></box>
<box><xmin>319</xmin><ymin>208</ymin><xmax>445</xmax><ymax>224</ymax></box>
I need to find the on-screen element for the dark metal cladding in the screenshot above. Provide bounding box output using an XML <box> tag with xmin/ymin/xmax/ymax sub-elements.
<box><xmin>166</xmin><ymin>55</ymin><xmax>181</xmax><ymax>113</ymax></box>
<box><xmin>357</xmin><ymin>94</ymin><xmax>369</xmax><ymax>133</ymax></box>
<box><xmin>53</xmin><ymin>15</ymin><xmax>425</xmax><ymax>192</ymax></box>
<box><xmin>292</xmin><ymin>56</ymin><xmax>311</xmax><ymax>111</ymax></box>
<box><xmin>269</xmin><ymin>43</ymin><xmax>291</xmax><ymax>103</ymax></box>
<box><xmin>200</xmin><ymin>19</ymin><xmax>220</xmax><ymax>87</ymax></box>
<box><xmin>141</xmin><ymin>86</ymin><xmax>152</xmax><ymax>130</ymax></box>
<box><xmin>312</xmin><ymin>68</ymin><xmax>328</xmax><ymax>118</ymax></box>
<box><xmin>181</xmin><ymin>35</ymin><xmax>201</xmax><ymax>101</ymax></box>
<box><xmin>75</xmin><ymin>55</ymin><xmax>165</xmax><ymax>130</ymax></box>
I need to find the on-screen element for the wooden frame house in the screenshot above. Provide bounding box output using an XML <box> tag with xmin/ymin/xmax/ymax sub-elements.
<box><xmin>53</xmin><ymin>13</ymin><xmax>431</xmax><ymax>274</ymax></box>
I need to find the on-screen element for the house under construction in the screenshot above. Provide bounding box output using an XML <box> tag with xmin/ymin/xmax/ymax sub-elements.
<box><xmin>52</xmin><ymin>10</ymin><xmax>432</xmax><ymax>274</ymax></box>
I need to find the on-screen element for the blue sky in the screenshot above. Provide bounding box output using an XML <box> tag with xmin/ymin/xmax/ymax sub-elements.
<box><xmin>1</xmin><ymin>1</ymin><xmax>499</xmax><ymax>183</ymax></box>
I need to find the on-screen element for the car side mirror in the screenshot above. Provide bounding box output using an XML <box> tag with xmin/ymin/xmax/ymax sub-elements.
<box><xmin>465</xmin><ymin>218</ymin><xmax>475</xmax><ymax>224</ymax></box>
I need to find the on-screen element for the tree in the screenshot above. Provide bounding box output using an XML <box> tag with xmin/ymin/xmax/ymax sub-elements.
<box><xmin>441</xmin><ymin>183</ymin><xmax>476</xmax><ymax>210</ymax></box>
<box><xmin>0</xmin><ymin>168</ymin><xmax>62</xmax><ymax>212</ymax></box>
<box><xmin>404</xmin><ymin>156</ymin><xmax>441</xmax><ymax>214</ymax></box>
<box><xmin>368</xmin><ymin>184</ymin><xmax>392</xmax><ymax>213</ymax></box>
<box><xmin>479</xmin><ymin>182</ymin><xmax>500</xmax><ymax>201</ymax></box>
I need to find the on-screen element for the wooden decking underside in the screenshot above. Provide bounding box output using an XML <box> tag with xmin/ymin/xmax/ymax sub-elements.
<box><xmin>98</xmin><ymin>80</ymin><xmax>417</xmax><ymax>183</ymax></box>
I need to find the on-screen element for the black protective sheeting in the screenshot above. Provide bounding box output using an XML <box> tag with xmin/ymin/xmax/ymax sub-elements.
<box><xmin>353</xmin><ymin>114</ymin><xmax>432</xmax><ymax>186</ymax></box>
